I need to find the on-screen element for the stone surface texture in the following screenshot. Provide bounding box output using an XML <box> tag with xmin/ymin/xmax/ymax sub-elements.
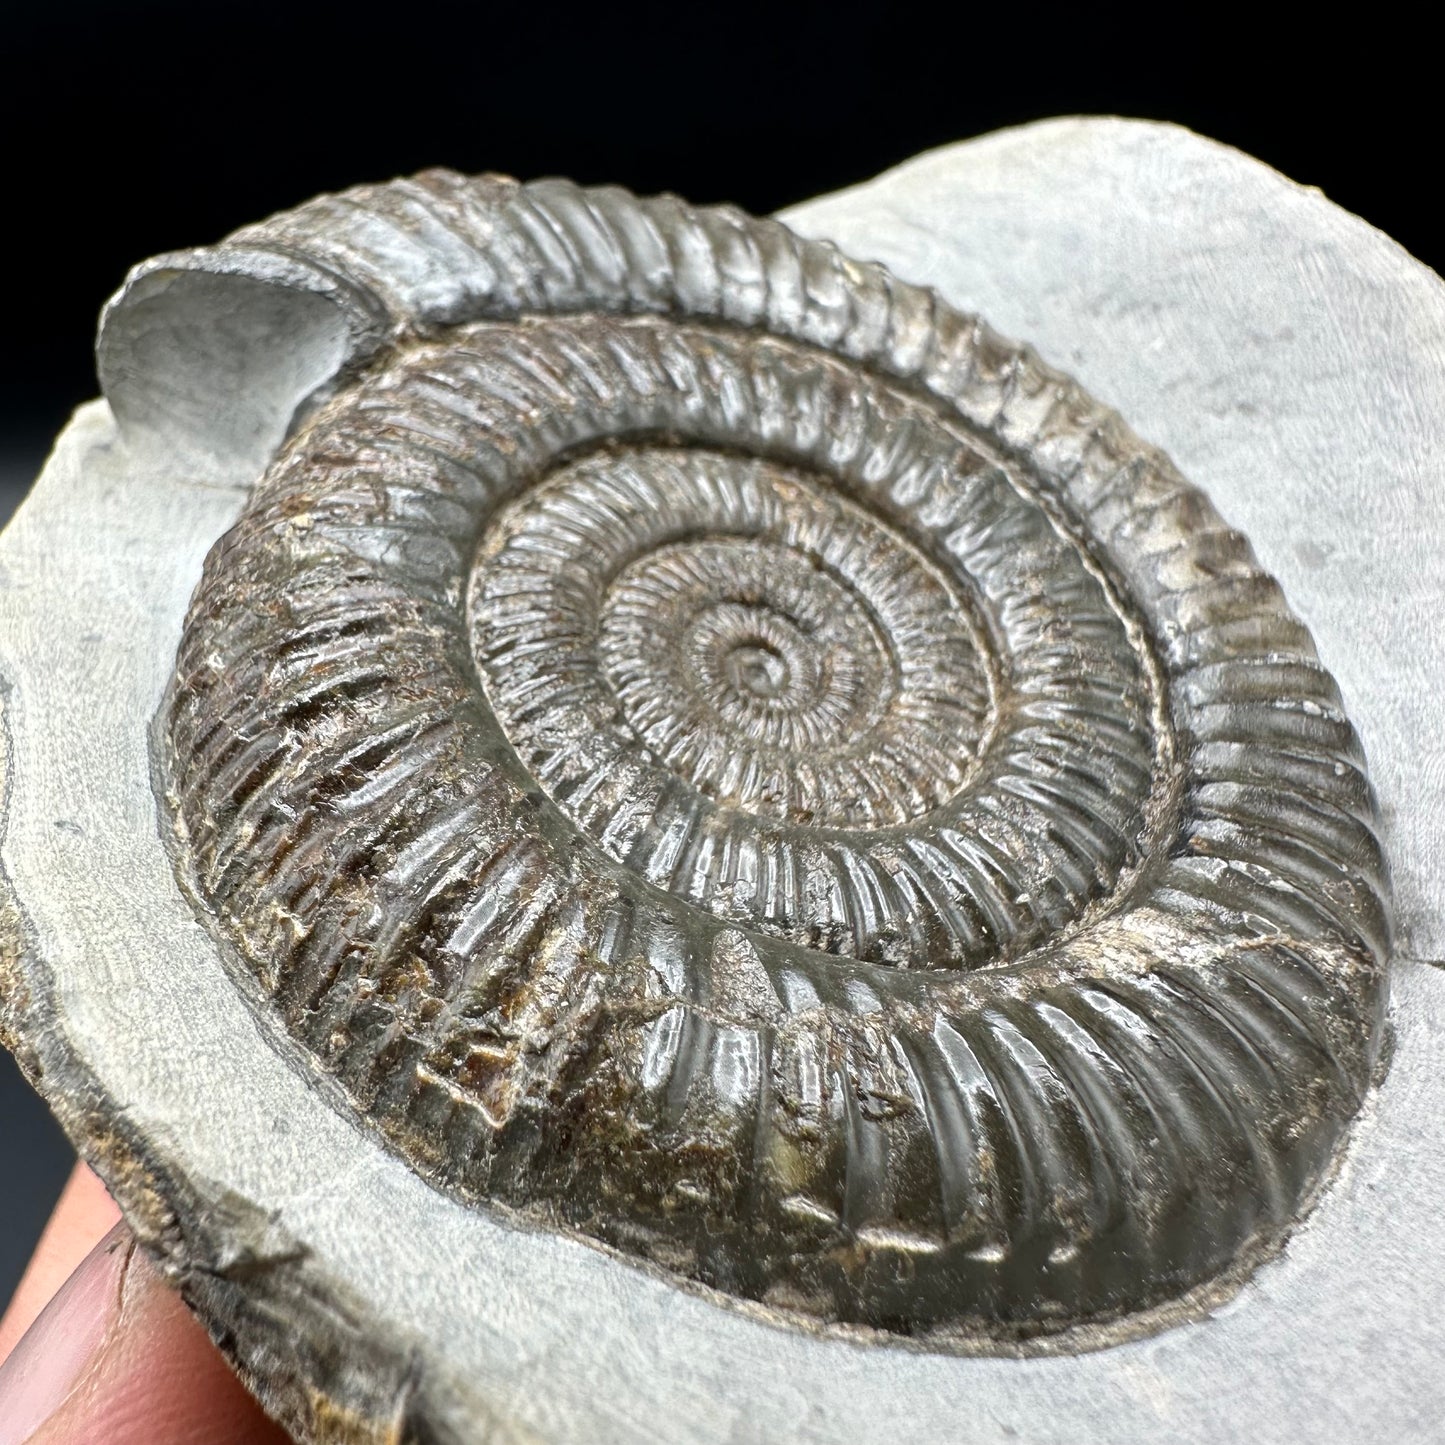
<box><xmin>1</xmin><ymin>118</ymin><xmax>1443</xmax><ymax>1443</ymax></box>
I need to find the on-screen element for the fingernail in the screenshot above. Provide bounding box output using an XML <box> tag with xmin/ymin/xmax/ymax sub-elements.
<box><xmin>0</xmin><ymin>1222</ymin><xmax>131</xmax><ymax>1445</ymax></box>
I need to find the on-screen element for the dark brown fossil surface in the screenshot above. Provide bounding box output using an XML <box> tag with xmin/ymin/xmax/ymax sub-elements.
<box><xmin>158</xmin><ymin>172</ymin><xmax>1390</xmax><ymax>1343</ymax></box>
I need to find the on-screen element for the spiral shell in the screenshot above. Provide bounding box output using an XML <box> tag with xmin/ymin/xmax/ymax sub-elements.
<box><xmin>154</xmin><ymin>172</ymin><xmax>1390</xmax><ymax>1341</ymax></box>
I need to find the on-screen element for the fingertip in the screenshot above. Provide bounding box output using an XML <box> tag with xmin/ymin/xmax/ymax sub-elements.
<box><xmin>0</xmin><ymin>1163</ymin><xmax>122</xmax><ymax>1366</ymax></box>
<box><xmin>20</xmin><ymin>1228</ymin><xmax>292</xmax><ymax>1444</ymax></box>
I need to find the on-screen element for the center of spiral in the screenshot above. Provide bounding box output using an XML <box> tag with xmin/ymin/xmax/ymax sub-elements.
<box><xmin>601</xmin><ymin>538</ymin><xmax>896</xmax><ymax>768</ymax></box>
<box><xmin>722</xmin><ymin>636</ymin><xmax>789</xmax><ymax>701</ymax></box>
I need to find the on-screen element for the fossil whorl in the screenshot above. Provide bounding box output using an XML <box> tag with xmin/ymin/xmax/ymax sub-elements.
<box><xmin>144</xmin><ymin>171</ymin><xmax>1390</xmax><ymax>1341</ymax></box>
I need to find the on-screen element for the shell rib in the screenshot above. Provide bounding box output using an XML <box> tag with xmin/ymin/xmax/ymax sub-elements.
<box><xmin>134</xmin><ymin>171</ymin><xmax>1390</xmax><ymax>1341</ymax></box>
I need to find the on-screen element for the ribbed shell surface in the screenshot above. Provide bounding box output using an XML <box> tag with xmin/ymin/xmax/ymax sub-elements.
<box><xmin>158</xmin><ymin>171</ymin><xmax>1390</xmax><ymax>1342</ymax></box>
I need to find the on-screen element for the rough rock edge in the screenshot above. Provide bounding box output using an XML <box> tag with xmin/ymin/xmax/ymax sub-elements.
<box><xmin>0</xmin><ymin>884</ymin><xmax>496</xmax><ymax>1440</ymax></box>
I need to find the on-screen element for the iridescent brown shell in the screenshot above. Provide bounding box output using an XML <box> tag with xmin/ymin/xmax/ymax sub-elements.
<box><xmin>151</xmin><ymin>172</ymin><xmax>1390</xmax><ymax>1341</ymax></box>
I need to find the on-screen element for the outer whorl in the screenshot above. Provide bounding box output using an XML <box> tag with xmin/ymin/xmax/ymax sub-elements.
<box><xmin>153</xmin><ymin>172</ymin><xmax>1390</xmax><ymax>1341</ymax></box>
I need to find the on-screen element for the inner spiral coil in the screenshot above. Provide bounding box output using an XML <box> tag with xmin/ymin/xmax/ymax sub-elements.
<box><xmin>481</xmin><ymin>448</ymin><xmax>991</xmax><ymax>832</ymax></box>
<box><xmin>467</xmin><ymin>411</ymin><xmax>1157</xmax><ymax>966</ymax></box>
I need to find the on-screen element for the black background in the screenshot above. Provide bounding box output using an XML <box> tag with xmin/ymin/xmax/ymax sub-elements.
<box><xmin>0</xmin><ymin>0</ymin><xmax>1435</xmax><ymax>1308</ymax></box>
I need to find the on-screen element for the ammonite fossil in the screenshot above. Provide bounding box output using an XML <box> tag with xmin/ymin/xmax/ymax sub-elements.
<box><xmin>133</xmin><ymin>171</ymin><xmax>1391</xmax><ymax>1342</ymax></box>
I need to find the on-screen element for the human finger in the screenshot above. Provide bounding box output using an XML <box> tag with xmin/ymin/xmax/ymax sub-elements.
<box><xmin>0</xmin><ymin>1163</ymin><xmax>120</xmax><ymax>1367</ymax></box>
<box><xmin>0</xmin><ymin>1217</ymin><xmax>290</xmax><ymax>1444</ymax></box>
